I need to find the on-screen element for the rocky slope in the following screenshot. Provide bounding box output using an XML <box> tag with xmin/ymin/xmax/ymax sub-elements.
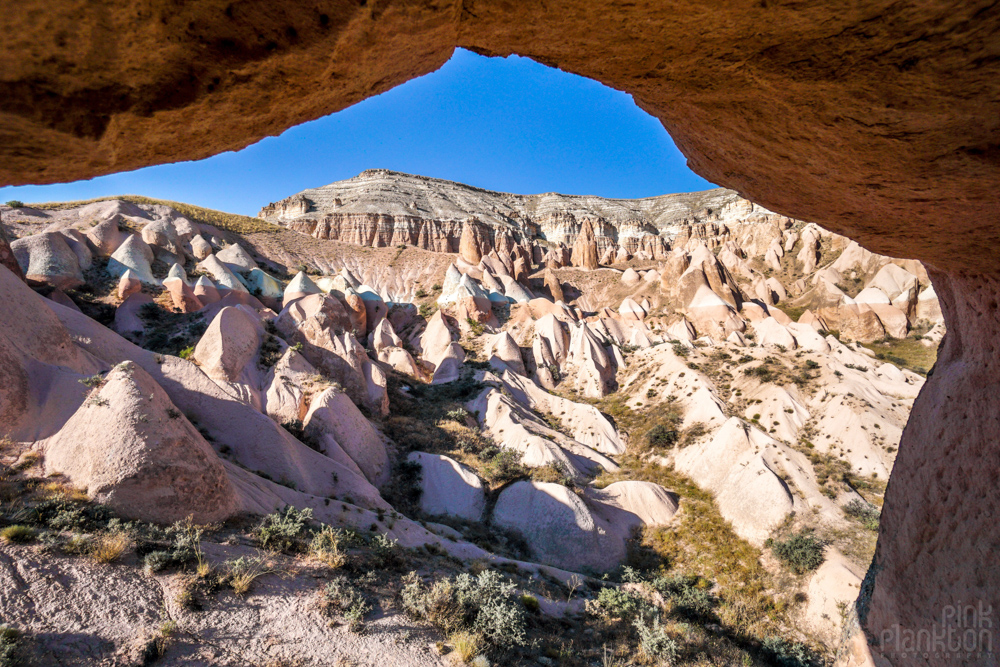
<box><xmin>0</xmin><ymin>186</ymin><xmax>945</xmax><ymax>666</ymax></box>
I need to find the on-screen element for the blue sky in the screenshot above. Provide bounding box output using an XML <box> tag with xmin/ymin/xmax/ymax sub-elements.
<box><xmin>0</xmin><ymin>49</ymin><xmax>715</xmax><ymax>217</ymax></box>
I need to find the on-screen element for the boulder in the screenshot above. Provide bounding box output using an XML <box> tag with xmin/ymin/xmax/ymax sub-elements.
<box><xmin>586</xmin><ymin>481</ymin><xmax>679</xmax><ymax>526</ymax></box>
<box><xmin>282</xmin><ymin>271</ymin><xmax>322</xmax><ymax>306</ymax></box>
<box><xmin>11</xmin><ymin>232</ymin><xmax>85</xmax><ymax>289</ymax></box>
<box><xmin>192</xmin><ymin>306</ymin><xmax>263</xmax><ymax>384</ymax></box>
<box><xmin>42</xmin><ymin>361</ymin><xmax>239</xmax><ymax>524</ymax></box>
<box><xmin>84</xmin><ymin>217</ymin><xmax>127</xmax><ymax>257</ymax></box>
<box><xmin>163</xmin><ymin>276</ymin><xmax>204</xmax><ymax>313</ymax></box>
<box><xmin>106</xmin><ymin>234</ymin><xmax>157</xmax><ymax>285</ymax></box>
<box><xmin>621</xmin><ymin>267</ymin><xmax>640</xmax><ymax>285</ymax></box>
<box><xmin>60</xmin><ymin>229</ymin><xmax>93</xmax><ymax>271</ymax></box>
<box><xmin>193</xmin><ymin>276</ymin><xmax>221</xmax><ymax>305</ymax></box>
<box><xmin>245</xmin><ymin>267</ymin><xmax>284</xmax><ymax>299</ymax></box>
<box><xmin>753</xmin><ymin>317</ymin><xmax>798</xmax><ymax>349</ymax></box>
<box><xmin>189</xmin><ymin>234</ymin><xmax>213</xmax><ymax>260</ymax></box>
<box><xmin>407</xmin><ymin>451</ymin><xmax>485</xmax><ymax>521</ymax></box>
<box><xmin>113</xmin><ymin>293</ymin><xmax>153</xmax><ymax>335</ymax></box>
<box><xmin>196</xmin><ymin>254</ymin><xmax>248</xmax><ymax>293</ymax></box>
<box><xmin>263</xmin><ymin>347</ymin><xmax>317</xmax><ymax>426</ymax></box>
<box><xmin>117</xmin><ymin>269</ymin><xmax>142</xmax><ymax>299</ymax></box>
<box><xmin>216</xmin><ymin>243</ymin><xmax>258</xmax><ymax>272</ymax></box>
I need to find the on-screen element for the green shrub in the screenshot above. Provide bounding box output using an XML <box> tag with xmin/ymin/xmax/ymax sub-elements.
<box><xmin>310</xmin><ymin>526</ymin><xmax>347</xmax><ymax>568</ymax></box>
<box><xmin>520</xmin><ymin>594</ymin><xmax>539</xmax><ymax>613</ymax></box>
<box><xmin>651</xmin><ymin>574</ymin><xmax>715</xmax><ymax>620</ymax></box>
<box><xmin>402</xmin><ymin>569</ymin><xmax>525</xmax><ymax>650</ymax></box>
<box><xmin>370</xmin><ymin>532</ymin><xmax>400</xmax><ymax>568</ymax></box>
<box><xmin>480</xmin><ymin>448</ymin><xmax>526</xmax><ymax>485</ymax></box>
<box><xmin>671</xmin><ymin>343</ymin><xmax>689</xmax><ymax>358</ymax></box>
<box><xmin>257</xmin><ymin>334</ymin><xmax>283</xmax><ymax>369</ymax></box>
<box><xmin>255</xmin><ymin>506</ymin><xmax>313</xmax><ymax>552</ymax></box>
<box><xmin>178</xmin><ymin>346</ymin><xmax>195</xmax><ymax>360</ymax></box>
<box><xmin>591</xmin><ymin>587</ymin><xmax>648</xmax><ymax>621</ymax></box>
<box><xmin>144</xmin><ymin>550</ymin><xmax>174</xmax><ymax>573</ymax></box>
<box><xmin>324</xmin><ymin>575</ymin><xmax>371</xmax><ymax>632</ymax></box>
<box><xmin>466</xmin><ymin>318</ymin><xmax>485</xmax><ymax>336</ymax></box>
<box><xmin>5</xmin><ymin>200</ymin><xmax>23</xmax><ymax>208</ymax></box>
<box><xmin>0</xmin><ymin>526</ymin><xmax>34</xmax><ymax>544</ymax></box>
<box><xmin>646</xmin><ymin>424</ymin><xmax>679</xmax><ymax>449</ymax></box>
<box><xmin>768</xmin><ymin>530</ymin><xmax>826</xmax><ymax>574</ymax></box>
<box><xmin>0</xmin><ymin>624</ymin><xmax>20</xmax><ymax>667</ymax></box>
<box><xmin>843</xmin><ymin>499</ymin><xmax>881</xmax><ymax>531</ymax></box>
<box><xmin>762</xmin><ymin>636</ymin><xmax>819</xmax><ymax>667</ymax></box>
<box><xmin>634</xmin><ymin>613</ymin><xmax>679</xmax><ymax>664</ymax></box>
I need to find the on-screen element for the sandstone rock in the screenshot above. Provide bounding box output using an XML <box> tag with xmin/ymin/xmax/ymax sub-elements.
<box><xmin>458</xmin><ymin>219</ymin><xmax>491</xmax><ymax>264</ymax></box>
<box><xmin>493</xmin><ymin>481</ymin><xmax>622</xmax><ymax>572</ymax></box>
<box><xmin>357</xmin><ymin>286</ymin><xmax>388</xmax><ymax>335</ymax></box>
<box><xmin>245</xmin><ymin>267</ymin><xmax>284</xmax><ymax>299</ymax></box>
<box><xmin>802</xmin><ymin>549</ymin><xmax>863</xmax><ymax>645</ymax></box>
<box><xmin>43</xmin><ymin>361</ymin><xmax>238</xmax><ymax>524</ymax></box>
<box><xmin>106</xmin><ymin>234</ymin><xmax>157</xmax><ymax>285</ymax></box>
<box><xmin>753</xmin><ymin>317</ymin><xmax>798</xmax><ymax>349</ymax></box>
<box><xmin>586</xmin><ymin>481</ymin><xmax>679</xmax><ymax>526</ymax></box>
<box><xmin>621</xmin><ymin>267</ymin><xmax>640</xmax><ymax>285</ymax></box>
<box><xmin>407</xmin><ymin>451</ymin><xmax>485</xmax><ymax>521</ymax></box>
<box><xmin>263</xmin><ymin>347</ymin><xmax>316</xmax><ymax>426</ymax></box>
<box><xmin>197</xmin><ymin>253</ymin><xmax>249</xmax><ymax>293</ymax></box>
<box><xmin>915</xmin><ymin>284</ymin><xmax>943</xmax><ymax>322</ymax></box>
<box><xmin>674</xmin><ymin>418</ymin><xmax>794</xmax><ymax>544</ymax></box>
<box><xmin>11</xmin><ymin>232</ymin><xmax>84</xmax><ymax>289</ymax></box>
<box><xmin>341</xmin><ymin>286</ymin><xmax>368</xmax><ymax>337</ymax></box>
<box><xmin>570</xmin><ymin>218</ymin><xmax>599</xmax><ymax>270</ymax></box>
<box><xmin>141</xmin><ymin>219</ymin><xmax>183</xmax><ymax>260</ymax></box>
<box><xmin>565</xmin><ymin>321</ymin><xmax>615</xmax><ymax>397</ymax></box>
<box><xmin>84</xmin><ymin>217</ymin><xmax>126</xmax><ymax>257</ymax></box>
<box><xmin>486</xmin><ymin>331</ymin><xmax>526</xmax><ymax>375</ymax></box>
<box><xmin>431</xmin><ymin>342</ymin><xmax>466</xmax><ymax>384</ymax></box>
<box><xmin>48</xmin><ymin>289</ymin><xmax>80</xmax><ymax>312</ymax></box>
<box><xmin>193</xmin><ymin>306</ymin><xmax>264</xmax><ymax>384</ymax></box>
<box><xmin>618</xmin><ymin>297</ymin><xmax>645</xmax><ymax>321</ymax></box>
<box><xmin>163</xmin><ymin>276</ymin><xmax>204</xmax><ymax>313</ymax></box>
<box><xmin>113</xmin><ymin>293</ymin><xmax>152</xmax><ymax>335</ymax></box>
<box><xmin>303</xmin><ymin>387</ymin><xmax>389</xmax><ymax>485</ymax></box>
<box><xmin>189</xmin><ymin>234</ymin><xmax>213</xmax><ymax>260</ymax></box>
<box><xmin>854</xmin><ymin>287</ymin><xmax>891</xmax><ymax>305</ymax></box>
<box><xmin>420</xmin><ymin>310</ymin><xmax>458</xmax><ymax>368</ymax></box>
<box><xmin>117</xmin><ymin>269</ymin><xmax>142</xmax><ymax>300</ymax></box>
<box><xmin>60</xmin><ymin>229</ymin><xmax>93</xmax><ymax>270</ymax></box>
<box><xmin>193</xmin><ymin>275</ymin><xmax>221</xmax><ymax>305</ymax></box>
<box><xmin>282</xmin><ymin>271</ymin><xmax>321</xmax><ymax>306</ymax></box>
<box><xmin>599</xmin><ymin>245</ymin><xmax>616</xmax><ymax>265</ymax></box>
<box><xmin>543</xmin><ymin>268</ymin><xmax>564</xmax><ymax>303</ymax></box>
<box><xmin>866</xmin><ymin>303</ymin><xmax>909</xmax><ymax>339</ymax></box>
<box><xmin>216</xmin><ymin>243</ymin><xmax>258</xmax><ymax>272</ymax></box>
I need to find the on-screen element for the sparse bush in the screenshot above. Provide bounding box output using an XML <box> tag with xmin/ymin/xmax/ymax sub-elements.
<box><xmin>255</xmin><ymin>506</ymin><xmax>313</xmax><ymax>552</ymax></box>
<box><xmin>446</xmin><ymin>407</ymin><xmax>471</xmax><ymax>423</ymax></box>
<box><xmin>178</xmin><ymin>346</ymin><xmax>195</xmax><ymax>360</ymax></box>
<box><xmin>310</xmin><ymin>525</ymin><xmax>347</xmax><ymax>568</ymax></box>
<box><xmin>0</xmin><ymin>526</ymin><xmax>34</xmax><ymax>544</ymax></box>
<box><xmin>646</xmin><ymin>424</ymin><xmax>679</xmax><ymax>449</ymax></box>
<box><xmin>651</xmin><ymin>574</ymin><xmax>715</xmax><ymax>621</ymax></box>
<box><xmin>768</xmin><ymin>530</ymin><xmax>826</xmax><ymax>575</ymax></box>
<box><xmin>843</xmin><ymin>499</ymin><xmax>881</xmax><ymax>531</ymax></box>
<box><xmin>419</xmin><ymin>304</ymin><xmax>434</xmax><ymax>319</ymax></box>
<box><xmin>257</xmin><ymin>334</ymin><xmax>283</xmax><ymax>369</ymax></box>
<box><xmin>520</xmin><ymin>594</ymin><xmax>539</xmax><ymax>613</ymax></box>
<box><xmin>634</xmin><ymin>613</ymin><xmax>679</xmax><ymax>665</ymax></box>
<box><xmin>370</xmin><ymin>532</ymin><xmax>400</xmax><ymax>568</ymax></box>
<box><xmin>415</xmin><ymin>288</ymin><xmax>428</xmax><ymax>298</ymax></box>
<box><xmin>144</xmin><ymin>550</ymin><xmax>174</xmax><ymax>574</ymax></box>
<box><xmin>761</xmin><ymin>636</ymin><xmax>819</xmax><ymax>667</ymax></box>
<box><xmin>671</xmin><ymin>343</ymin><xmax>689</xmax><ymax>358</ymax></box>
<box><xmin>466</xmin><ymin>318</ymin><xmax>485</xmax><ymax>336</ymax></box>
<box><xmin>589</xmin><ymin>586</ymin><xmax>648</xmax><ymax>621</ymax></box>
<box><xmin>402</xmin><ymin>569</ymin><xmax>525</xmax><ymax>650</ymax></box>
<box><xmin>79</xmin><ymin>374</ymin><xmax>105</xmax><ymax>388</ymax></box>
<box><xmin>0</xmin><ymin>624</ymin><xmax>20</xmax><ymax>666</ymax></box>
<box><xmin>225</xmin><ymin>554</ymin><xmax>274</xmax><ymax>596</ymax></box>
<box><xmin>479</xmin><ymin>448</ymin><xmax>526</xmax><ymax>485</ymax></box>
<box><xmin>324</xmin><ymin>575</ymin><xmax>371</xmax><ymax>632</ymax></box>
<box><xmin>5</xmin><ymin>200</ymin><xmax>24</xmax><ymax>208</ymax></box>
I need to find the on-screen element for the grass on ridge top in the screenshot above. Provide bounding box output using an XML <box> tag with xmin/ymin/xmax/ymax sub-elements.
<box><xmin>27</xmin><ymin>195</ymin><xmax>278</xmax><ymax>235</ymax></box>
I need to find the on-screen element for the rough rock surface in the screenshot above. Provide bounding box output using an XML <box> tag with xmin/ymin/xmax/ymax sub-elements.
<box><xmin>42</xmin><ymin>361</ymin><xmax>239</xmax><ymax>524</ymax></box>
<box><xmin>407</xmin><ymin>451</ymin><xmax>485</xmax><ymax>521</ymax></box>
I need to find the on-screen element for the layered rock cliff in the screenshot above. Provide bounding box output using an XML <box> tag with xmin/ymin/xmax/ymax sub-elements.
<box><xmin>259</xmin><ymin>169</ymin><xmax>790</xmax><ymax>258</ymax></box>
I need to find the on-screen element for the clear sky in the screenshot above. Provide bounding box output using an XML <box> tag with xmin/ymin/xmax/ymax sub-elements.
<box><xmin>0</xmin><ymin>49</ymin><xmax>715</xmax><ymax>217</ymax></box>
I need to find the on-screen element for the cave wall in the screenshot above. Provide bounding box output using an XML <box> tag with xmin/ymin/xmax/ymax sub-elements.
<box><xmin>3</xmin><ymin>1</ymin><xmax>999</xmax><ymax>664</ymax></box>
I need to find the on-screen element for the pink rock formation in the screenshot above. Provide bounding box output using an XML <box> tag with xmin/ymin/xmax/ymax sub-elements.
<box><xmin>570</xmin><ymin>218</ymin><xmax>599</xmax><ymax>270</ymax></box>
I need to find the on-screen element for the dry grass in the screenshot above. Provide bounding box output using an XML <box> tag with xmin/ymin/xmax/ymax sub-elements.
<box><xmin>225</xmin><ymin>554</ymin><xmax>276</xmax><ymax>596</ymax></box>
<box><xmin>449</xmin><ymin>631</ymin><xmax>483</xmax><ymax>664</ymax></box>
<box><xmin>27</xmin><ymin>195</ymin><xmax>278</xmax><ymax>235</ymax></box>
<box><xmin>90</xmin><ymin>530</ymin><xmax>132</xmax><ymax>563</ymax></box>
<box><xmin>0</xmin><ymin>525</ymin><xmax>35</xmax><ymax>544</ymax></box>
<box><xmin>861</xmin><ymin>335</ymin><xmax>938</xmax><ymax>376</ymax></box>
